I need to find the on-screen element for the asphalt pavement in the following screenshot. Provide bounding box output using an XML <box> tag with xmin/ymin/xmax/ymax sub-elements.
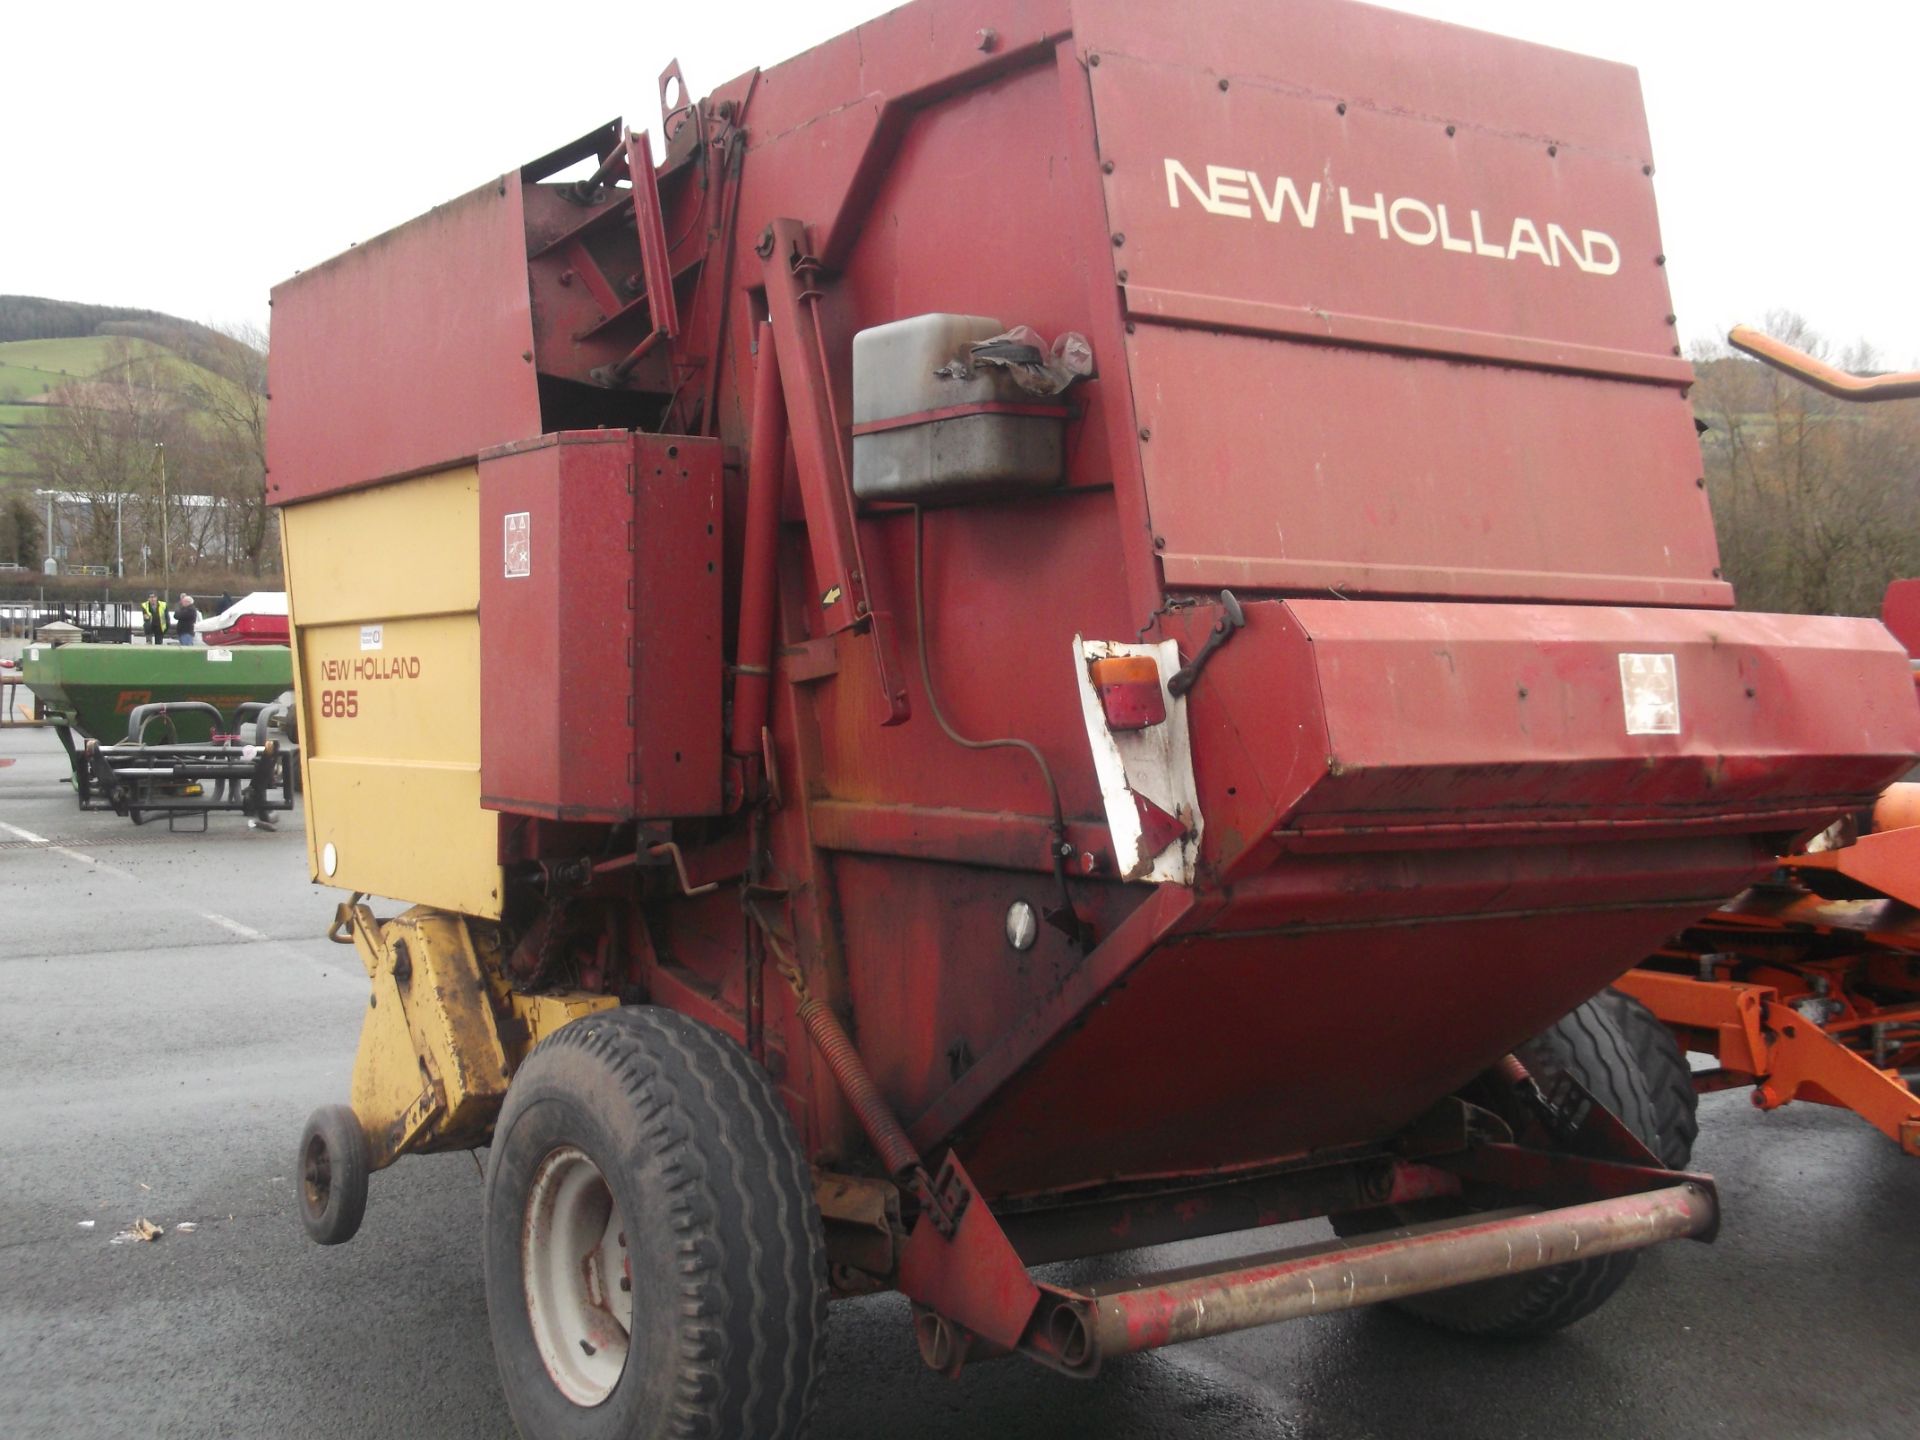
<box><xmin>3</xmin><ymin>722</ymin><xmax>1916</xmax><ymax>1439</ymax></box>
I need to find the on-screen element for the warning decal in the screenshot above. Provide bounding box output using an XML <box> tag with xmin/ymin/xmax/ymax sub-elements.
<box><xmin>504</xmin><ymin>512</ymin><xmax>531</xmax><ymax>578</ymax></box>
<box><xmin>1619</xmin><ymin>653</ymin><xmax>1680</xmax><ymax>735</ymax></box>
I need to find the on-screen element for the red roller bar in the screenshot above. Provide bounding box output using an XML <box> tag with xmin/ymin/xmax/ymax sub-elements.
<box><xmin>1035</xmin><ymin>1182</ymin><xmax>1714</xmax><ymax>1371</ymax></box>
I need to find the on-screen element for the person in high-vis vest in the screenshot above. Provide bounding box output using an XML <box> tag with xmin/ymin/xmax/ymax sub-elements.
<box><xmin>140</xmin><ymin>592</ymin><xmax>170</xmax><ymax>644</ymax></box>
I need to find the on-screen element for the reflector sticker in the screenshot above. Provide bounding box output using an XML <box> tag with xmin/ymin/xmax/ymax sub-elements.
<box><xmin>1619</xmin><ymin>653</ymin><xmax>1680</xmax><ymax>735</ymax></box>
<box><xmin>504</xmin><ymin>512</ymin><xmax>531</xmax><ymax>578</ymax></box>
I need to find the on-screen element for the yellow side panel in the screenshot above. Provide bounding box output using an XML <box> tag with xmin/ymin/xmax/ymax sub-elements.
<box><xmin>282</xmin><ymin>466</ymin><xmax>502</xmax><ymax>917</ymax></box>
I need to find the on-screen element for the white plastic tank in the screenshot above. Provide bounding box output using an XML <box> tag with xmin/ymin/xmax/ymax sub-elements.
<box><xmin>851</xmin><ymin>314</ymin><xmax>1068</xmax><ymax>504</ymax></box>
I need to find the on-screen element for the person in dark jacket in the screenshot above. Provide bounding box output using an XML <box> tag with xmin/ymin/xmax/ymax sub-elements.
<box><xmin>140</xmin><ymin>592</ymin><xmax>169</xmax><ymax>644</ymax></box>
<box><xmin>175</xmin><ymin>594</ymin><xmax>200</xmax><ymax>646</ymax></box>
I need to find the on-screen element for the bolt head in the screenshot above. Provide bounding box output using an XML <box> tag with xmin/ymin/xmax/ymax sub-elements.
<box><xmin>1005</xmin><ymin>900</ymin><xmax>1039</xmax><ymax>953</ymax></box>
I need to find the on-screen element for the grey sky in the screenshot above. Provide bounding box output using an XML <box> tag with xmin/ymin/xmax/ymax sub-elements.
<box><xmin>8</xmin><ymin>0</ymin><xmax>1914</xmax><ymax>362</ymax></box>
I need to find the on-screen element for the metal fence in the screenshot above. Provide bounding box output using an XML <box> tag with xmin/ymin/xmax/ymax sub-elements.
<box><xmin>0</xmin><ymin>598</ymin><xmax>141</xmax><ymax>642</ymax></box>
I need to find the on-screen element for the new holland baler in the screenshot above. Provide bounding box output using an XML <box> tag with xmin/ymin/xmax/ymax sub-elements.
<box><xmin>267</xmin><ymin>1</ymin><xmax>1920</xmax><ymax>1434</ymax></box>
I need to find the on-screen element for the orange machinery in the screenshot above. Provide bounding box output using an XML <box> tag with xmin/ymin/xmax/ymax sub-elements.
<box><xmin>1621</xmin><ymin>330</ymin><xmax>1920</xmax><ymax>1156</ymax></box>
<box><xmin>1621</xmin><ymin>798</ymin><xmax>1920</xmax><ymax>1157</ymax></box>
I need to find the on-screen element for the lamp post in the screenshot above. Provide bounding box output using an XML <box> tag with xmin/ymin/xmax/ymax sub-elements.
<box><xmin>115</xmin><ymin>492</ymin><xmax>125</xmax><ymax>578</ymax></box>
<box><xmin>155</xmin><ymin>442</ymin><xmax>170</xmax><ymax>596</ymax></box>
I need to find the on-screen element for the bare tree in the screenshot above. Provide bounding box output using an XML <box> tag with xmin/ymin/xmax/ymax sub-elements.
<box><xmin>178</xmin><ymin>321</ymin><xmax>274</xmax><ymax>573</ymax></box>
<box><xmin>12</xmin><ymin>323</ymin><xmax>275</xmax><ymax>578</ymax></box>
<box><xmin>12</xmin><ymin>340</ymin><xmax>184</xmax><ymax>572</ymax></box>
<box><xmin>1693</xmin><ymin>311</ymin><xmax>1920</xmax><ymax>616</ymax></box>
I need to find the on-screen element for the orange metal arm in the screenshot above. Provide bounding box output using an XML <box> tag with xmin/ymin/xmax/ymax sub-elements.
<box><xmin>1754</xmin><ymin>1009</ymin><xmax>1920</xmax><ymax>1157</ymax></box>
<box><xmin>1617</xmin><ymin>968</ymin><xmax>1920</xmax><ymax>1156</ymax></box>
<box><xmin>1728</xmin><ymin>324</ymin><xmax>1920</xmax><ymax>402</ymax></box>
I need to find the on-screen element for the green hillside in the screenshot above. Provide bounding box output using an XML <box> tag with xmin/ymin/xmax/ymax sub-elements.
<box><xmin>0</xmin><ymin>365</ymin><xmax>68</xmax><ymax>403</ymax></box>
<box><xmin>0</xmin><ymin>333</ymin><xmax>247</xmax><ymax>480</ymax></box>
<box><xmin>0</xmin><ymin>335</ymin><xmax>175</xmax><ymax>402</ymax></box>
<box><xmin>0</xmin><ymin>298</ymin><xmax>272</xmax><ymax>572</ymax></box>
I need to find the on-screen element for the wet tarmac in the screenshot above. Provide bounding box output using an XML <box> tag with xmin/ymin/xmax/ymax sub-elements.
<box><xmin>3</xmin><ymin>724</ymin><xmax>1916</xmax><ymax>1439</ymax></box>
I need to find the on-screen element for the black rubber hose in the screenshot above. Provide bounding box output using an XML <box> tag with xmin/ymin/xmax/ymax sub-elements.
<box><xmin>911</xmin><ymin>505</ymin><xmax>1086</xmax><ymax>947</ymax></box>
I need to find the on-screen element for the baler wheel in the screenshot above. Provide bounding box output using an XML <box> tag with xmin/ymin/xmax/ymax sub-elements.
<box><xmin>483</xmin><ymin>1005</ymin><xmax>826</xmax><ymax>1440</ymax></box>
<box><xmin>1336</xmin><ymin>994</ymin><xmax>1663</xmax><ymax>1338</ymax></box>
<box><xmin>297</xmin><ymin>1104</ymin><xmax>370</xmax><ymax>1245</ymax></box>
<box><xmin>1597</xmin><ymin>986</ymin><xmax>1699</xmax><ymax>1169</ymax></box>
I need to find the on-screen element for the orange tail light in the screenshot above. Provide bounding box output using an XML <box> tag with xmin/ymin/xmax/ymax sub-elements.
<box><xmin>1090</xmin><ymin>654</ymin><xmax>1168</xmax><ymax>731</ymax></box>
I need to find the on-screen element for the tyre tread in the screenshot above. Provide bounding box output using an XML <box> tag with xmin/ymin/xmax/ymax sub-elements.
<box><xmin>1599</xmin><ymin>986</ymin><xmax>1700</xmax><ymax>1170</ymax></box>
<box><xmin>1387</xmin><ymin>993</ymin><xmax>1662</xmax><ymax>1338</ymax></box>
<box><xmin>494</xmin><ymin>1006</ymin><xmax>825</xmax><ymax>1440</ymax></box>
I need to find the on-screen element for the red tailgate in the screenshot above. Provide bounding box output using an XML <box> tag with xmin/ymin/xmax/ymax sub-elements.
<box><xmin>1076</xmin><ymin>0</ymin><xmax>1722</xmax><ymax>605</ymax></box>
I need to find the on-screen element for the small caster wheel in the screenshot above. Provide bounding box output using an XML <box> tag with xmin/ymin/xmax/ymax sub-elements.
<box><xmin>298</xmin><ymin>1104</ymin><xmax>370</xmax><ymax>1245</ymax></box>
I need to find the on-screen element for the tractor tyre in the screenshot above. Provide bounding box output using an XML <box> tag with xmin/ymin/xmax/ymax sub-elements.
<box><xmin>1596</xmin><ymin>986</ymin><xmax>1699</xmax><ymax>1170</ymax></box>
<box><xmin>298</xmin><ymin>1104</ymin><xmax>370</xmax><ymax>1245</ymax></box>
<box><xmin>1336</xmin><ymin>993</ymin><xmax>1663</xmax><ymax>1339</ymax></box>
<box><xmin>484</xmin><ymin>1005</ymin><xmax>826</xmax><ymax>1440</ymax></box>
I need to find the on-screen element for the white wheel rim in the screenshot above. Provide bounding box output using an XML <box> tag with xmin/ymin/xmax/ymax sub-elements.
<box><xmin>522</xmin><ymin>1145</ymin><xmax>632</xmax><ymax>1406</ymax></box>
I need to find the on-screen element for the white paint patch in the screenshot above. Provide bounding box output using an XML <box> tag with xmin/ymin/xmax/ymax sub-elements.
<box><xmin>51</xmin><ymin>846</ymin><xmax>131</xmax><ymax>877</ymax></box>
<box><xmin>4</xmin><ymin>821</ymin><xmax>136</xmax><ymax>877</ymax></box>
<box><xmin>1071</xmin><ymin>636</ymin><xmax>1202</xmax><ymax>884</ymax></box>
<box><xmin>1619</xmin><ymin>652</ymin><xmax>1681</xmax><ymax>735</ymax></box>
<box><xmin>201</xmin><ymin>911</ymin><xmax>268</xmax><ymax>941</ymax></box>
